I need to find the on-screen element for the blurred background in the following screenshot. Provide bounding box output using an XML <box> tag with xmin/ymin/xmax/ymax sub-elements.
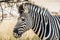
<box><xmin>0</xmin><ymin>0</ymin><xmax>60</xmax><ymax>40</ymax></box>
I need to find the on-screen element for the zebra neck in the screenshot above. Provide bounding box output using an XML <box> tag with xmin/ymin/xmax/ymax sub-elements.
<box><xmin>31</xmin><ymin>14</ymin><xmax>51</xmax><ymax>39</ymax></box>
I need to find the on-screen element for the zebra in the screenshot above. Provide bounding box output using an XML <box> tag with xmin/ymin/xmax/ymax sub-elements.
<box><xmin>13</xmin><ymin>2</ymin><xmax>60</xmax><ymax>40</ymax></box>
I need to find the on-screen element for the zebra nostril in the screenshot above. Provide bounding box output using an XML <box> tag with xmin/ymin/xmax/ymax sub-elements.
<box><xmin>18</xmin><ymin>31</ymin><xmax>23</xmax><ymax>35</ymax></box>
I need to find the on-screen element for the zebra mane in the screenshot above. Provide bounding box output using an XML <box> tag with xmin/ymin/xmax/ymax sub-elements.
<box><xmin>23</xmin><ymin>2</ymin><xmax>51</xmax><ymax>16</ymax></box>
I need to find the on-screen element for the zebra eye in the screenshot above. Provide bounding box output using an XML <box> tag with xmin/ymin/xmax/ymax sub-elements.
<box><xmin>21</xmin><ymin>17</ymin><xmax>25</xmax><ymax>21</ymax></box>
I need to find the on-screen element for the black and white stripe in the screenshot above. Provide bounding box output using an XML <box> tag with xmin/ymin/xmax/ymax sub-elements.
<box><xmin>13</xmin><ymin>3</ymin><xmax>60</xmax><ymax>40</ymax></box>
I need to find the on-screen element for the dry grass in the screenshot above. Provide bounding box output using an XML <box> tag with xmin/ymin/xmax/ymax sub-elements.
<box><xmin>0</xmin><ymin>17</ymin><xmax>39</xmax><ymax>40</ymax></box>
<box><xmin>0</xmin><ymin>18</ymin><xmax>17</xmax><ymax>40</ymax></box>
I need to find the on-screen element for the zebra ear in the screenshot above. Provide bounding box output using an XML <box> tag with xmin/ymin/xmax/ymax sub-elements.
<box><xmin>18</xmin><ymin>4</ymin><xmax>24</xmax><ymax>15</ymax></box>
<box><xmin>24</xmin><ymin>6</ymin><xmax>28</xmax><ymax>13</ymax></box>
<box><xmin>23</xmin><ymin>4</ymin><xmax>29</xmax><ymax>14</ymax></box>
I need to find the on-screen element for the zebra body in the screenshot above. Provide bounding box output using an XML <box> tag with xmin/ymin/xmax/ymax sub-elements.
<box><xmin>13</xmin><ymin>3</ymin><xmax>60</xmax><ymax>40</ymax></box>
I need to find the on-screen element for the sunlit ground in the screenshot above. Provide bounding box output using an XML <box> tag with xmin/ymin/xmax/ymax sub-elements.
<box><xmin>0</xmin><ymin>17</ymin><xmax>39</xmax><ymax>40</ymax></box>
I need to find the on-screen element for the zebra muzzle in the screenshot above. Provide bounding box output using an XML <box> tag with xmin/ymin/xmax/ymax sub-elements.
<box><xmin>13</xmin><ymin>28</ymin><xmax>24</xmax><ymax>38</ymax></box>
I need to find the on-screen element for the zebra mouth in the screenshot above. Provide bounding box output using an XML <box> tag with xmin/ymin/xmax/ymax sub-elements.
<box><xmin>13</xmin><ymin>32</ymin><xmax>20</xmax><ymax>38</ymax></box>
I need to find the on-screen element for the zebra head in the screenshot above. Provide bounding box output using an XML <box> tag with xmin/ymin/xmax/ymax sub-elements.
<box><xmin>13</xmin><ymin>3</ymin><xmax>33</xmax><ymax>38</ymax></box>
